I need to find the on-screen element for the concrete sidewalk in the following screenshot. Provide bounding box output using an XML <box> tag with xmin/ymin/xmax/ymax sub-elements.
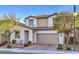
<box><xmin>0</xmin><ymin>48</ymin><xmax>79</xmax><ymax>54</ymax></box>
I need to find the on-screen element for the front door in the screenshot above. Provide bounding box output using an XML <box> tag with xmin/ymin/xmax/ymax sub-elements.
<box><xmin>24</xmin><ymin>31</ymin><xmax>29</xmax><ymax>43</ymax></box>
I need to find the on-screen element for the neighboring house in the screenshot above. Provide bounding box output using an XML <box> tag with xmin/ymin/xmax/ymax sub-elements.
<box><xmin>3</xmin><ymin>13</ymin><xmax>65</xmax><ymax>45</ymax></box>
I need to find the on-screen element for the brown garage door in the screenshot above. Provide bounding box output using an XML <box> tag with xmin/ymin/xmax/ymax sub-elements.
<box><xmin>37</xmin><ymin>33</ymin><xmax>58</xmax><ymax>45</ymax></box>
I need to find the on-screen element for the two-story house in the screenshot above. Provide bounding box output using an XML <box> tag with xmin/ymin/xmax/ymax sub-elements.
<box><xmin>7</xmin><ymin>13</ymin><xmax>65</xmax><ymax>45</ymax></box>
<box><xmin>25</xmin><ymin>14</ymin><xmax>64</xmax><ymax>44</ymax></box>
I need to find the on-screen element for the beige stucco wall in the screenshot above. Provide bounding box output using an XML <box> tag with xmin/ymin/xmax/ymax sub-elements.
<box><xmin>10</xmin><ymin>25</ymin><xmax>33</xmax><ymax>44</ymax></box>
<box><xmin>37</xmin><ymin>18</ymin><xmax>48</xmax><ymax>27</ymax></box>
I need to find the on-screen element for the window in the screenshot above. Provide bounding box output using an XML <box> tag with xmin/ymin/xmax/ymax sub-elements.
<box><xmin>29</xmin><ymin>19</ymin><xmax>34</xmax><ymax>27</ymax></box>
<box><xmin>15</xmin><ymin>31</ymin><xmax>20</xmax><ymax>38</ymax></box>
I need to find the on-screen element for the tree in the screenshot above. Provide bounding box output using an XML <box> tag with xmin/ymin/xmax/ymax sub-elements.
<box><xmin>54</xmin><ymin>12</ymin><xmax>79</xmax><ymax>47</ymax></box>
<box><xmin>0</xmin><ymin>14</ymin><xmax>19</xmax><ymax>44</ymax></box>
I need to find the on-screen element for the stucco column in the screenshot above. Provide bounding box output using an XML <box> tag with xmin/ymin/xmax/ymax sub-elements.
<box><xmin>34</xmin><ymin>18</ymin><xmax>37</xmax><ymax>27</ymax></box>
<box><xmin>20</xmin><ymin>29</ymin><xmax>25</xmax><ymax>44</ymax></box>
<box><xmin>29</xmin><ymin>29</ymin><xmax>33</xmax><ymax>43</ymax></box>
<box><xmin>10</xmin><ymin>32</ymin><xmax>15</xmax><ymax>43</ymax></box>
<box><xmin>33</xmin><ymin>31</ymin><xmax>37</xmax><ymax>43</ymax></box>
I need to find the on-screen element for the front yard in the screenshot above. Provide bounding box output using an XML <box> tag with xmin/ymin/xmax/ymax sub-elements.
<box><xmin>0</xmin><ymin>39</ymin><xmax>79</xmax><ymax>53</ymax></box>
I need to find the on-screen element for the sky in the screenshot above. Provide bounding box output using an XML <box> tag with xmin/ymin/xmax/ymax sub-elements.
<box><xmin>0</xmin><ymin>5</ymin><xmax>79</xmax><ymax>23</ymax></box>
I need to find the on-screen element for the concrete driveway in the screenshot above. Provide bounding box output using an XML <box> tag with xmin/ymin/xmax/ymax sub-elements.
<box><xmin>25</xmin><ymin>44</ymin><xmax>58</xmax><ymax>50</ymax></box>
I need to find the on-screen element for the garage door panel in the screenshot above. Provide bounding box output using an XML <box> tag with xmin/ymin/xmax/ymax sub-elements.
<box><xmin>37</xmin><ymin>33</ymin><xmax>58</xmax><ymax>44</ymax></box>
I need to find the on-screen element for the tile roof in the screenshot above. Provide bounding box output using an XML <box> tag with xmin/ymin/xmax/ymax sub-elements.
<box><xmin>24</xmin><ymin>13</ymin><xmax>57</xmax><ymax>19</ymax></box>
<box><xmin>19</xmin><ymin>23</ymin><xmax>32</xmax><ymax>29</ymax></box>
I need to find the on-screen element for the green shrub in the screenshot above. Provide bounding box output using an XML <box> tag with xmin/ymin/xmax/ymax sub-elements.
<box><xmin>0</xmin><ymin>41</ymin><xmax>8</xmax><ymax>46</ymax></box>
<box><xmin>66</xmin><ymin>47</ymin><xmax>72</xmax><ymax>51</ymax></box>
<box><xmin>12</xmin><ymin>40</ymin><xmax>16</xmax><ymax>44</ymax></box>
<box><xmin>4</xmin><ymin>41</ymin><xmax>8</xmax><ymax>44</ymax></box>
<box><xmin>0</xmin><ymin>42</ymin><xmax>6</xmax><ymax>46</ymax></box>
<box><xmin>7</xmin><ymin>44</ymin><xmax>12</xmax><ymax>48</ymax></box>
<box><xmin>28</xmin><ymin>41</ymin><xmax>32</xmax><ymax>45</ymax></box>
<box><xmin>0</xmin><ymin>44</ymin><xmax>3</xmax><ymax>46</ymax></box>
<box><xmin>24</xmin><ymin>41</ymin><xmax>32</xmax><ymax>47</ymax></box>
<box><xmin>24</xmin><ymin>43</ymin><xmax>29</xmax><ymax>47</ymax></box>
<box><xmin>57</xmin><ymin>44</ymin><xmax>63</xmax><ymax>50</ymax></box>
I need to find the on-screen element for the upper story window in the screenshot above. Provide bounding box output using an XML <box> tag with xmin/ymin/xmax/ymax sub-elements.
<box><xmin>29</xmin><ymin>19</ymin><xmax>34</xmax><ymax>27</ymax></box>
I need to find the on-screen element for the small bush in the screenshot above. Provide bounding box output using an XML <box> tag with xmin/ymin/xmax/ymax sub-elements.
<box><xmin>0</xmin><ymin>44</ymin><xmax>3</xmax><ymax>46</ymax></box>
<box><xmin>24</xmin><ymin>43</ymin><xmax>29</xmax><ymax>47</ymax></box>
<box><xmin>4</xmin><ymin>41</ymin><xmax>8</xmax><ymax>44</ymax></box>
<box><xmin>0</xmin><ymin>41</ymin><xmax>8</xmax><ymax>46</ymax></box>
<box><xmin>7</xmin><ymin>44</ymin><xmax>12</xmax><ymax>48</ymax></box>
<box><xmin>12</xmin><ymin>40</ymin><xmax>16</xmax><ymax>44</ymax></box>
<box><xmin>66</xmin><ymin>47</ymin><xmax>72</xmax><ymax>51</ymax></box>
<box><xmin>28</xmin><ymin>41</ymin><xmax>32</xmax><ymax>45</ymax></box>
<box><xmin>57</xmin><ymin>44</ymin><xmax>63</xmax><ymax>50</ymax></box>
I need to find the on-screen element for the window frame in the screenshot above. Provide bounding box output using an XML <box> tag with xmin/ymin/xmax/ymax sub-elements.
<box><xmin>15</xmin><ymin>30</ymin><xmax>20</xmax><ymax>38</ymax></box>
<box><xmin>29</xmin><ymin>19</ymin><xmax>34</xmax><ymax>27</ymax></box>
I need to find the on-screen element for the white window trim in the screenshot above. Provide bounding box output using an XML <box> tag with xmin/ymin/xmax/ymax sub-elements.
<box><xmin>25</xmin><ymin>17</ymin><xmax>37</xmax><ymax>27</ymax></box>
<box><xmin>29</xmin><ymin>19</ymin><xmax>34</xmax><ymax>27</ymax></box>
